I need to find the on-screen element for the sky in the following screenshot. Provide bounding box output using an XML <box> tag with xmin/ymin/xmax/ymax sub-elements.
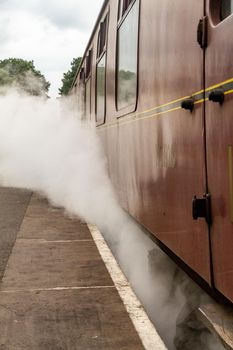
<box><xmin>0</xmin><ymin>0</ymin><xmax>103</xmax><ymax>97</ymax></box>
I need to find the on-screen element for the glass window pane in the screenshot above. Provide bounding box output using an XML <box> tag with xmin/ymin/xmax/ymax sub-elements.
<box><xmin>117</xmin><ymin>0</ymin><xmax>139</xmax><ymax>110</ymax></box>
<box><xmin>221</xmin><ymin>0</ymin><xmax>233</xmax><ymax>19</ymax></box>
<box><xmin>118</xmin><ymin>0</ymin><xmax>123</xmax><ymax>19</ymax></box>
<box><xmin>85</xmin><ymin>50</ymin><xmax>92</xmax><ymax>78</ymax></box>
<box><xmin>77</xmin><ymin>84</ymin><xmax>85</xmax><ymax>119</ymax></box>
<box><xmin>96</xmin><ymin>54</ymin><xmax>106</xmax><ymax>122</ymax></box>
<box><xmin>97</xmin><ymin>17</ymin><xmax>107</xmax><ymax>58</ymax></box>
<box><xmin>123</xmin><ymin>0</ymin><xmax>133</xmax><ymax>15</ymax></box>
<box><xmin>85</xmin><ymin>78</ymin><xmax>91</xmax><ymax>120</ymax></box>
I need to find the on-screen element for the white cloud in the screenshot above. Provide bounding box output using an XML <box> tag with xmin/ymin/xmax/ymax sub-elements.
<box><xmin>0</xmin><ymin>0</ymin><xmax>103</xmax><ymax>96</ymax></box>
<box><xmin>0</xmin><ymin>0</ymin><xmax>103</xmax><ymax>29</ymax></box>
<box><xmin>0</xmin><ymin>17</ymin><xmax>11</xmax><ymax>45</ymax></box>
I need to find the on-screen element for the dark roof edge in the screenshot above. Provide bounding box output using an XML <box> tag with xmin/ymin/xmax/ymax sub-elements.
<box><xmin>70</xmin><ymin>0</ymin><xmax>108</xmax><ymax>91</ymax></box>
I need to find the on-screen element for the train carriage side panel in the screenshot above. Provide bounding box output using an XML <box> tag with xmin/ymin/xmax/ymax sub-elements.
<box><xmin>100</xmin><ymin>0</ymin><xmax>212</xmax><ymax>284</ymax></box>
<box><xmin>73</xmin><ymin>0</ymin><xmax>225</xmax><ymax>295</ymax></box>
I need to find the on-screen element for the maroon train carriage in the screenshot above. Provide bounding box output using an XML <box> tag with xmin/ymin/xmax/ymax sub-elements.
<box><xmin>72</xmin><ymin>0</ymin><xmax>233</xmax><ymax>305</ymax></box>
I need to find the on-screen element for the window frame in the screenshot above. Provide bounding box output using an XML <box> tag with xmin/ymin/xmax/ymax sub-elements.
<box><xmin>118</xmin><ymin>0</ymin><xmax>136</xmax><ymax>21</ymax></box>
<box><xmin>115</xmin><ymin>0</ymin><xmax>140</xmax><ymax>118</ymax></box>
<box><xmin>97</xmin><ymin>17</ymin><xmax>107</xmax><ymax>58</ymax></box>
<box><xmin>76</xmin><ymin>66</ymin><xmax>85</xmax><ymax>119</ymax></box>
<box><xmin>85</xmin><ymin>48</ymin><xmax>93</xmax><ymax>81</ymax></box>
<box><xmin>79</xmin><ymin>67</ymin><xmax>85</xmax><ymax>84</ymax></box>
<box><xmin>85</xmin><ymin>75</ymin><xmax>92</xmax><ymax>120</ymax></box>
<box><xmin>220</xmin><ymin>0</ymin><xmax>233</xmax><ymax>20</ymax></box>
<box><xmin>84</xmin><ymin>48</ymin><xmax>93</xmax><ymax>120</ymax></box>
<box><xmin>95</xmin><ymin>12</ymin><xmax>109</xmax><ymax>126</ymax></box>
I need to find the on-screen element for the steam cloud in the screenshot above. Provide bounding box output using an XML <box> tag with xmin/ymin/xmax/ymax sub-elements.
<box><xmin>0</xmin><ymin>90</ymin><xmax>121</xmax><ymax>230</ymax></box>
<box><xmin>0</xmin><ymin>89</ymin><xmax>225</xmax><ymax>350</ymax></box>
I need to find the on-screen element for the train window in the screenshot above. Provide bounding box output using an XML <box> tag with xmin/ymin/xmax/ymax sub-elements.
<box><xmin>116</xmin><ymin>0</ymin><xmax>139</xmax><ymax>111</ymax></box>
<box><xmin>96</xmin><ymin>53</ymin><xmax>106</xmax><ymax>122</ymax></box>
<box><xmin>80</xmin><ymin>67</ymin><xmax>85</xmax><ymax>83</ymax></box>
<box><xmin>96</xmin><ymin>14</ymin><xmax>108</xmax><ymax>124</ymax></box>
<box><xmin>85</xmin><ymin>49</ymin><xmax>92</xmax><ymax>79</ymax></box>
<box><xmin>85</xmin><ymin>77</ymin><xmax>91</xmax><ymax>120</ymax></box>
<box><xmin>119</xmin><ymin>0</ymin><xmax>134</xmax><ymax>19</ymax></box>
<box><xmin>84</xmin><ymin>49</ymin><xmax>92</xmax><ymax>119</ymax></box>
<box><xmin>97</xmin><ymin>16</ymin><xmax>107</xmax><ymax>58</ymax></box>
<box><xmin>221</xmin><ymin>0</ymin><xmax>233</xmax><ymax>19</ymax></box>
<box><xmin>77</xmin><ymin>67</ymin><xmax>85</xmax><ymax>118</ymax></box>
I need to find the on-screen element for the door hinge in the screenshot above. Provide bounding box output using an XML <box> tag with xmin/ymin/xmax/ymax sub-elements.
<box><xmin>197</xmin><ymin>16</ymin><xmax>208</xmax><ymax>49</ymax></box>
<box><xmin>192</xmin><ymin>193</ymin><xmax>211</xmax><ymax>225</ymax></box>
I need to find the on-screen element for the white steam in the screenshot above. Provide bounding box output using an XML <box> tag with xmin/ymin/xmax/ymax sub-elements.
<box><xmin>0</xmin><ymin>90</ymin><xmax>121</xmax><ymax>229</ymax></box>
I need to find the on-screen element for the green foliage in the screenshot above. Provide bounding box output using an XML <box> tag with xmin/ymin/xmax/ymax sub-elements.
<box><xmin>0</xmin><ymin>58</ymin><xmax>50</xmax><ymax>96</ymax></box>
<box><xmin>118</xmin><ymin>69</ymin><xmax>136</xmax><ymax>80</ymax></box>
<box><xmin>59</xmin><ymin>57</ymin><xmax>82</xmax><ymax>96</ymax></box>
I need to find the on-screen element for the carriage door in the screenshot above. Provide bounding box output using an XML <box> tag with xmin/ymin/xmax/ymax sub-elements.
<box><xmin>136</xmin><ymin>1</ymin><xmax>212</xmax><ymax>286</ymax></box>
<box><xmin>205</xmin><ymin>0</ymin><xmax>233</xmax><ymax>302</ymax></box>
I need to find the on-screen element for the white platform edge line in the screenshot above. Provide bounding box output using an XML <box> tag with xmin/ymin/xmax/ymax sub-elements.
<box><xmin>87</xmin><ymin>224</ymin><xmax>167</xmax><ymax>350</ymax></box>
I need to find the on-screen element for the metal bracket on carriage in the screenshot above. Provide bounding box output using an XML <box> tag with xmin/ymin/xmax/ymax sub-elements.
<box><xmin>192</xmin><ymin>193</ymin><xmax>212</xmax><ymax>225</ymax></box>
<box><xmin>181</xmin><ymin>97</ymin><xmax>195</xmax><ymax>112</ymax></box>
<box><xmin>208</xmin><ymin>88</ymin><xmax>225</xmax><ymax>105</ymax></box>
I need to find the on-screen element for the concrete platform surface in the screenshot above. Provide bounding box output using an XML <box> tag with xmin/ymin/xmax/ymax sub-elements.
<box><xmin>0</xmin><ymin>189</ymin><xmax>145</xmax><ymax>350</ymax></box>
<box><xmin>0</xmin><ymin>187</ymin><xmax>32</xmax><ymax>280</ymax></box>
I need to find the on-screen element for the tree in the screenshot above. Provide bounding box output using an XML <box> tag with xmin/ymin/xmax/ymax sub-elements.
<box><xmin>0</xmin><ymin>58</ymin><xmax>50</xmax><ymax>96</ymax></box>
<box><xmin>59</xmin><ymin>57</ymin><xmax>82</xmax><ymax>96</ymax></box>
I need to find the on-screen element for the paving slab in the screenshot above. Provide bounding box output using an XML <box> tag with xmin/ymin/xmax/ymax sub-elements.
<box><xmin>1</xmin><ymin>239</ymin><xmax>113</xmax><ymax>290</ymax></box>
<box><xmin>19</xmin><ymin>194</ymin><xmax>91</xmax><ymax>241</ymax></box>
<box><xmin>0</xmin><ymin>288</ymin><xmax>144</xmax><ymax>350</ymax></box>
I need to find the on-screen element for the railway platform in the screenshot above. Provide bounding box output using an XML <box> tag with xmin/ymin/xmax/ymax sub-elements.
<box><xmin>0</xmin><ymin>187</ymin><xmax>166</xmax><ymax>350</ymax></box>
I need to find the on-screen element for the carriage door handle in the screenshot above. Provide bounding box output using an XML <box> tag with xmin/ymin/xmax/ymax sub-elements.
<box><xmin>208</xmin><ymin>88</ymin><xmax>224</xmax><ymax>105</ymax></box>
